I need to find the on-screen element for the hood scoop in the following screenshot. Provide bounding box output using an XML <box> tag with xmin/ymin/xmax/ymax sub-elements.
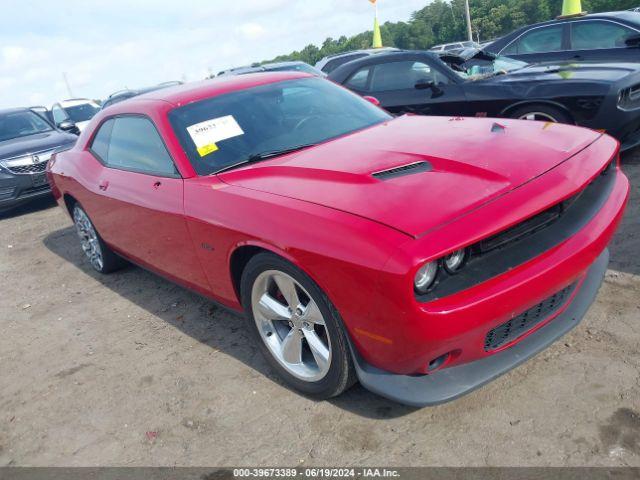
<box><xmin>372</xmin><ymin>161</ymin><xmax>432</xmax><ymax>180</ymax></box>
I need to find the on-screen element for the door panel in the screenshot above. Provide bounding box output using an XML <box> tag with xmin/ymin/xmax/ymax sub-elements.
<box><xmin>93</xmin><ymin>167</ymin><xmax>211</xmax><ymax>293</ymax></box>
<box><xmin>376</xmin><ymin>84</ymin><xmax>469</xmax><ymax>117</ymax></box>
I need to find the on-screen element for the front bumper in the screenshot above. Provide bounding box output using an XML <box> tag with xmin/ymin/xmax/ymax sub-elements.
<box><xmin>352</xmin><ymin>249</ymin><xmax>609</xmax><ymax>407</ymax></box>
<box><xmin>0</xmin><ymin>169</ymin><xmax>51</xmax><ymax>211</ymax></box>
<box><xmin>345</xmin><ymin>135</ymin><xmax>628</xmax><ymax>382</ymax></box>
<box><xmin>581</xmin><ymin>83</ymin><xmax>640</xmax><ymax>151</ymax></box>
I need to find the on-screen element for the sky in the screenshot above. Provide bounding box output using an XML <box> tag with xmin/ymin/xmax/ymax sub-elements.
<box><xmin>0</xmin><ymin>0</ymin><xmax>429</xmax><ymax>109</ymax></box>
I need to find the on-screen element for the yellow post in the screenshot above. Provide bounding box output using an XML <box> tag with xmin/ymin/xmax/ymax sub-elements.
<box><xmin>373</xmin><ymin>17</ymin><xmax>383</xmax><ymax>48</ymax></box>
<box><xmin>561</xmin><ymin>0</ymin><xmax>585</xmax><ymax>17</ymax></box>
<box><xmin>370</xmin><ymin>0</ymin><xmax>383</xmax><ymax>48</ymax></box>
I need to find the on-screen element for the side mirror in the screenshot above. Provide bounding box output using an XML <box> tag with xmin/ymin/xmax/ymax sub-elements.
<box><xmin>363</xmin><ymin>96</ymin><xmax>381</xmax><ymax>107</ymax></box>
<box><xmin>415</xmin><ymin>80</ymin><xmax>444</xmax><ymax>98</ymax></box>
<box><xmin>58</xmin><ymin>120</ymin><xmax>79</xmax><ymax>135</ymax></box>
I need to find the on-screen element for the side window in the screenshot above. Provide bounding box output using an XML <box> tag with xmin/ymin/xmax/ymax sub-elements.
<box><xmin>52</xmin><ymin>105</ymin><xmax>68</xmax><ymax>124</ymax></box>
<box><xmin>504</xmin><ymin>25</ymin><xmax>564</xmax><ymax>55</ymax></box>
<box><xmin>370</xmin><ymin>61</ymin><xmax>449</xmax><ymax>92</ymax></box>
<box><xmin>571</xmin><ymin>21</ymin><xmax>636</xmax><ymax>50</ymax></box>
<box><xmin>90</xmin><ymin>116</ymin><xmax>177</xmax><ymax>176</ymax></box>
<box><xmin>345</xmin><ymin>67</ymin><xmax>371</xmax><ymax>91</ymax></box>
<box><xmin>90</xmin><ymin>118</ymin><xmax>114</xmax><ymax>161</ymax></box>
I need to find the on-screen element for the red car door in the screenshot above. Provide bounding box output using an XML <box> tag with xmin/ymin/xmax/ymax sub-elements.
<box><xmin>85</xmin><ymin>115</ymin><xmax>210</xmax><ymax>294</ymax></box>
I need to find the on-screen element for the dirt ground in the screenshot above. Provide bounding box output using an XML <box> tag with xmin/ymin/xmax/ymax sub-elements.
<box><xmin>0</xmin><ymin>150</ymin><xmax>639</xmax><ymax>468</ymax></box>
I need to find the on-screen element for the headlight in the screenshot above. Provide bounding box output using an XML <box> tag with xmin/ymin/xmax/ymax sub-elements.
<box><xmin>414</xmin><ymin>261</ymin><xmax>438</xmax><ymax>293</ymax></box>
<box><xmin>443</xmin><ymin>249</ymin><xmax>467</xmax><ymax>273</ymax></box>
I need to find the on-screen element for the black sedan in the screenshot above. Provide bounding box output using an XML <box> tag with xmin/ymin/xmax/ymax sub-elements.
<box><xmin>0</xmin><ymin>108</ymin><xmax>76</xmax><ymax>212</ymax></box>
<box><xmin>328</xmin><ymin>50</ymin><xmax>640</xmax><ymax>151</ymax></box>
<box><xmin>484</xmin><ymin>11</ymin><xmax>640</xmax><ymax>64</ymax></box>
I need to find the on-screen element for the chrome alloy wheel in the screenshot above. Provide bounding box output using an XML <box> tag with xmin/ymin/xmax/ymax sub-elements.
<box><xmin>73</xmin><ymin>207</ymin><xmax>104</xmax><ymax>271</ymax></box>
<box><xmin>251</xmin><ymin>270</ymin><xmax>332</xmax><ymax>382</ymax></box>
<box><xmin>518</xmin><ymin>112</ymin><xmax>558</xmax><ymax>122</ymax></box>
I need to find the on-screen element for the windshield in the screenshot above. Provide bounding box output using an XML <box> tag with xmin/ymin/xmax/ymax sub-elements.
<box><xmin>64</xmin><ymin>103</ymin><xmax>100</xmax><ymax>122</ymax></box>
<box><xmin>0</xmin><ymin>110</ymin><xmax>53</xmax><ymax>142</ymax></box>
<box><xmin>169</xmin><ymin>77</ymin><xmax>391</xmax><ymax>175</ymax></box>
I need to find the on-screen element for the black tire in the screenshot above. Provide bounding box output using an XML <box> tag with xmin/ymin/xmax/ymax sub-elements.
<box><xmin>508</xmin><ymin>104</ymin><xmax>573</xmax><ymax>125</ymax></box>
<box><xmin>71</xmin><ymin>203</ymin><xmax>126</xmax><ymax>274</ymax></box>
<box><xmin>240</xmin><ymin>252</ymin><xmax>357</xmax><ymax>399</ymax></box>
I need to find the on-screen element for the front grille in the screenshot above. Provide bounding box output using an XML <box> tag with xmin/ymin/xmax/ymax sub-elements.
<box><xmin>6</xmin><ymin>161</ymin><xmax>48</xmax><ymax>175</ymax></box>
<box><xmin>479</xmin><ymin>158</ymin><xmax>614</xmax><ymax>254</ymax></box>
<box><xmin>2</xmin><ymin>149</ymin><xmax>54</xmax><ymax>175</ymax></box>
<box><xmin>484</xmin><ymin>283</ymin><xmax>577</xmax><ymax>351</ymax></box>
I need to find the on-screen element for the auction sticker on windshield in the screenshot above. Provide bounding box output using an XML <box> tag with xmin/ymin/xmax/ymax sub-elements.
<box><xmin>186</xmin><ymin>115</ymin><xmax>244</xmax><ymax>156</ymax></box>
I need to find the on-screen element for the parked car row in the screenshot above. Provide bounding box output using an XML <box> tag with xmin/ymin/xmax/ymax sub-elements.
<box><xmin>328</xmin><ymin>48</ymin><xmax>640</xmax><ymax>151</ymax></box>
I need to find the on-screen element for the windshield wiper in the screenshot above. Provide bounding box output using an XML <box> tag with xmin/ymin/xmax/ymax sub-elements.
<box><xmin>213</xmin><ymin>143</ymin><xmax>317</xmax><ymax>174</ymax></box>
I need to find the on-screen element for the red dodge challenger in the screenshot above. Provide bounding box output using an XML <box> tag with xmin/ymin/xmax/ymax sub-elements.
<box><xmin>47</xmin><ymin>73</ymin><xmax>629</xmax><ymax>406</ymax></box>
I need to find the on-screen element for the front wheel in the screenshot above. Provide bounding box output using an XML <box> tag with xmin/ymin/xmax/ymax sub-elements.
<box><xmin>508</xmin><ymin>104</ymin><xmax>573</xmax><ymax>125</ymax></box>
<box><xmin>240</xmin><ymin>253</ymin><xmax>356</xmax><ymax>399</ymax></box>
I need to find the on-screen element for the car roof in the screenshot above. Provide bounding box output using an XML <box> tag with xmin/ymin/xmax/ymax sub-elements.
<box><xmin>262</xmin><ymin>61</ymin><xmax>305</xmax><ymax>68</ymax></box>
<box><xmin>329</xmin><ymin>50</ymin><xmax>438</xmax><ymax>68</ymax></box>
<box><xmin>322</xmin><ymin>47</ymin><xmax>399</xmax><ymax>60</ymax></box>
<box><xmin>59</xmin><ymin>98</ymin><xmax>96</xmax><ymax>107</ymax></box>
<box><xmin>327</xmin><ymin>50</ymin><xmax>443</xmax><ymax>82</ymax></box>
<box><xmin>135</xmin><ymin>71</ymin><xmax>311</xmax><ymax>106</ymax></box>
<box><xmin>513</xmin><ymin>10</ymin><xmax>640</xmax><ymax>31</ymax></box>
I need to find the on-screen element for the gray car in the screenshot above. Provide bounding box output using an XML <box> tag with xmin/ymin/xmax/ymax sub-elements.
<box><xmin>0</xmin><ymin>108</ymin><xmax>76</xmax><ymax>212</ymax></box>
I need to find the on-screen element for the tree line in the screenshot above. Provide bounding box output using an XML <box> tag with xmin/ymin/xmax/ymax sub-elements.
<box><xmin>264</xmin><ymin>0</ymin><xmax>638</xmax><ymax>66</ymax></box>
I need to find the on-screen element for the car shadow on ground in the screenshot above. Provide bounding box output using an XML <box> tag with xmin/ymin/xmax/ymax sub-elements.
<box><xmin>0</xmin><ymin>196</ymin><xmax>57</xmax><ymax>220</ymax></box>
<box><xmin>43</xmin><ymin>225</ymin><xmax>418</xmax><ymax>419</ymax></box>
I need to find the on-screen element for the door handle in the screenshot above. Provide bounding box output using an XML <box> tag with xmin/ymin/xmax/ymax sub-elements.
<box><xmin>153</xmin><ymin>181</ymin><xmax>162</xmax><ymax>189</ymax></box>
<box><xmin>98</xmin><ymin>180</ymin><xmax>109</xmax><ymax>191</ymax></box>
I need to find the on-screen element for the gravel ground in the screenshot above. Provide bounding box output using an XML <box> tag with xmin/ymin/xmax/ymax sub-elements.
<box><xmin>0</xmin><ymin>150</ymin><xmax>638</xmax><ymax>467</ymax></box>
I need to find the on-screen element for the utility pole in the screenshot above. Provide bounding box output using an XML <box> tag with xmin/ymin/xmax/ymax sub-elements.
<box><xmin>464</xmin><ymin>0</ymin><xmax>473</xmax><ymax>42</ymax></box>
<box><xmin>62</xmin><ymin>72</ymin><xmax>73</xmax><ymax>98</ymax></box>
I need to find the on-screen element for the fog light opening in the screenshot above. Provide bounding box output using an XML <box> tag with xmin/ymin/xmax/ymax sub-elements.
<box><xmin>427</xmin><ymin>352</ymin><xmax>451</xmax><ymax>373</ymax></box>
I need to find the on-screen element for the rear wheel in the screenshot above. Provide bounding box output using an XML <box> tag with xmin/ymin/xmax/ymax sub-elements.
<box><xmin>72</xmin><ymin>204</ymin><xmax>125</xmax><ymax>274</ymax></box>
<box><xmin>508</xmin><ymin>104</ymin><xmax>573</xmax><ymax>125</ymax></box>
<box><xmin>240</xmin><ymin>253</ymin><xmax>356</xmax><ymax>399</ymax></box>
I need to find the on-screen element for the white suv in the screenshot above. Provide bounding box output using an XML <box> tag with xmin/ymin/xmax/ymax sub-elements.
<box><xmin>51</xmin><ymin>98</ymin><xmax>101</xmax><ymax>133</ymax></box>
<box><xmin>430</xmin><ymin>41</ymin><xmax>479</xmax><ymax>54</ymax></box>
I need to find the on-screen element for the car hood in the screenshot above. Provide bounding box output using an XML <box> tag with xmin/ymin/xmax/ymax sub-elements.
<box><xmin>0</xmin><ymin>130</ymin><xmax>77</xmax><ymax>160</ymax></box>
<box><xmin>219</xmin><ymin>115</ymin><xmax>602</xmax><ymax>238</ymax></box>
<box><xmin>495</xmin><ymin>62</ymin><xmax>640</xmax><ymax>83</ymax></box>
